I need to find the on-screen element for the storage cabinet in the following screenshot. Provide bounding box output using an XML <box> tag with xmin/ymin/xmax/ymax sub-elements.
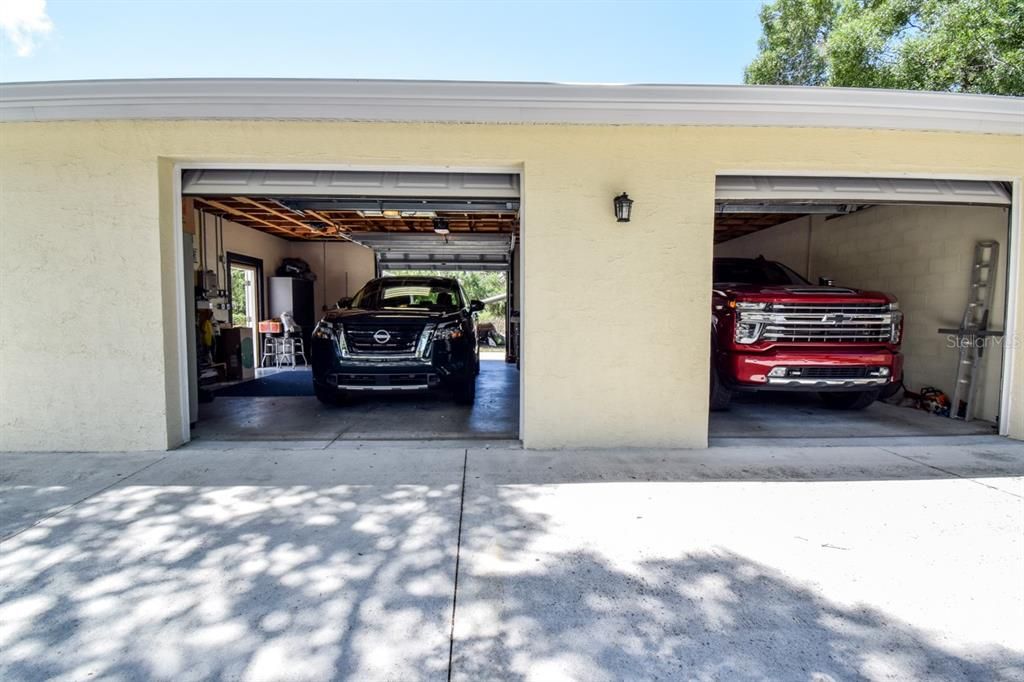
<box><xmin>268</xmin><ymin>277</ymin><xmax>315</xmax><ymax>348</ymax></box>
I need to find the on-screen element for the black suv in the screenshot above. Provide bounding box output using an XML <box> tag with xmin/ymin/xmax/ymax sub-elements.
<box><xmin>311</xmin><ymin>276</ymin><xmax>483</xmax><ymax>405</ymax></box>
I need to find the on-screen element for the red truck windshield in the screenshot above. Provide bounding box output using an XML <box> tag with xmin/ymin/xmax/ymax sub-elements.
<box><xmin>713</xmin><ymin>259</ymin><xmax>809</xmax><ymax>286</ymax></box>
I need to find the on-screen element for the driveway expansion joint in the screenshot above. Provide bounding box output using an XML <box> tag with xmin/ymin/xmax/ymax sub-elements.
<box><xmin>447</xmin><ymin>448</ymin><xmax>469</xmax><ymax>681</ymax></box>
<box><xmin>879</xmin><ymin>446</ymin><xmax>1023</xmax><ymax>499</ymax></box>
<box><xmin>0</xmin><ymin>454</ymin><xmax>170</xmax><ymax>542</ymax></box>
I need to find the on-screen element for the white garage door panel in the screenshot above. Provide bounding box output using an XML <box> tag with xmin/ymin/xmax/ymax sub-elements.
<box><xmin>716</xmin><ymin>176</ymin><xmax>1011</xmax><ymax>206</ymax></box>
<box><xmin>348</xmin><ymin>232</ymin><xmax>513</xmax><ymax>272</ymax></box>
<box><xmin>182</xmin><ymin>169</ymin><xmax>520</xmax><ymax>198</ymax></box>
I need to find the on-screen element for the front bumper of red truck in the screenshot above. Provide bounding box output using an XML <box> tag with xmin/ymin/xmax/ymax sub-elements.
<box><xmin>720</xmin><ymin>348</ymin><xmax>903</xmax><ymax>392</ymax></box>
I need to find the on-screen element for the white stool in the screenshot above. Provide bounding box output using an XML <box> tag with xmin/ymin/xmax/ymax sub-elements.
<box><xmin>260</xmin><ymin>335</ymin><xmax>279</xmax><ymax>367</ymax></box>
<box><xmin>279</xmin><ymin>336</ymin><xmax>307</xmax><ymax>367</ymax></box>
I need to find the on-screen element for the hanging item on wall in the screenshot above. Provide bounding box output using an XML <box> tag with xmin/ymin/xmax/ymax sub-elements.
<box><xmin>202</xmin><ymin>269</ymin><xmax>219</xmax><ymax>292</ymax></box>
<box><xmin>276</xmin><ymin>258</ymin><xmax>317</xmax><ymax>281</ymax></box>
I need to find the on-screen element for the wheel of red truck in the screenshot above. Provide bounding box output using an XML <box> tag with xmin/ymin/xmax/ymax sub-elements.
<box><xmin>818</xmin><ymin>390</ymin><xmax>879</xmax><ymax>410</ymax></box>
<box><xmin>709</xmin><ymin>363</ymin><xmax>732</xmax><ymax>411</ymax></box>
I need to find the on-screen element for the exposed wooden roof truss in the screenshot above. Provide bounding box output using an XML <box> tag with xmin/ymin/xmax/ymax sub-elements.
<box><xmin>191</xmin><ymin>196</ymin><xmax>520</xmax><ymax>241</ymax></box>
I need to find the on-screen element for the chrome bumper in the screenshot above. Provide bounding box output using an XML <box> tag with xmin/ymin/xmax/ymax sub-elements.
<box><xmin>326</xmin><ymin>371</ymin><xmax>440</xmax><ymax>392</ymax></box>
<box><xmin>340</xmin><ymin>384</ymin><xmax>430</xmax><ymax>392</ymax></box>
<box><xmin>766</xmin><ymin>377</ymin><xmax>889</xmax><ymax>388</ymax></box>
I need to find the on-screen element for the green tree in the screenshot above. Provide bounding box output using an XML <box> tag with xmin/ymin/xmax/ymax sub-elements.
<box><xmin>745</xmin><ymin>0</ymin><xmax>1024</xmax><ymax>95</ymax></box>
<box><xmin>230</xmin><ymin>268</ymin><xmax>248</xmax><ymax>327</ymax></box>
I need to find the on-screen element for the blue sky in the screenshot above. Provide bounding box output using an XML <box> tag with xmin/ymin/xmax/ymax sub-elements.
<box><xmin>0</xmin><ymin>0</ymin><xmax>764</xmax><ymax>84</ymax></box>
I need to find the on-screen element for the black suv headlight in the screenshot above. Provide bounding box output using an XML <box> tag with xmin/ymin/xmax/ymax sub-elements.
<box><xmin>433</xmin><ymin>321</ymin><xmax>464</xmax><ymax>341</ymax></box>
<box><xmin>313</xmin><ymin>321</ymin><xmax>339</xmax><ymax>340</ymax></box>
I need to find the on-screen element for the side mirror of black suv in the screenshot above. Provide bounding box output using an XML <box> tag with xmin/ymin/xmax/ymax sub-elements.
<box><xmin>469</xmin><ymin>300</ymin><xmax>485</xmax><ymax>313</ymax></box>
<box><xmin>337</xmin><ymin>296</ymin><xmax>353</xmax><ymax>309</ymax></box>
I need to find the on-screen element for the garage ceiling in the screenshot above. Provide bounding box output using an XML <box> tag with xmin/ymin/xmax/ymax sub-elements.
<box><xmin>191</xmin><ymin>195</ymin><xmax>518</xmax><ymax>240</ymax></box>
<box><xmin>184</xmin><ymin>168</ymin><xmax>521</xmax><ymax>270</ymax></box>
<box><xmin>185</xmin><ymin>170</ymin><xmax>520</xmax><ymax>241</ymax></box>
<box><xmin>714</xmin><ymin>175</ymin><xmax>1012</xmax><ymax>243</ymax></box>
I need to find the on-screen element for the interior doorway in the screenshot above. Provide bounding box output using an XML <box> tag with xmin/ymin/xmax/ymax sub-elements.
<box><xmin>227</xmin><ymin>253</ymin><xmax>264</xmax><ymax>367</ymax></box>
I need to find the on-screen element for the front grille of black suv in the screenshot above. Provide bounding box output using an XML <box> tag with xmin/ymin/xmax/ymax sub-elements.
<box><xmin>344</xmin><ymin>325</ymin><xmax>424</xmax><ymax>354</ymax></box>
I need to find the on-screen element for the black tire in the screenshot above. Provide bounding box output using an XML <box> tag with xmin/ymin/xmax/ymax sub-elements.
<box><xmin>819</xmin><ymin>390</ymin><xmax>879</xmax><ymax>410</ymax></box>
<box><xmin>709</xmin><ymin>362</ymin><xmax>732</xmax><ymax>411</ymax></box>
<box><xmin>314</xmin><ymin>382</ymin><xmax>346</xmax><ymax>406</ymax></box>
<box><xmin>453</xmin><ymin>376</ymin><xmax>477</xmax><ymax>406</ymax></box>
<box><xmin>878</xmin><ymin>380</ymin><xmax>903</xmax><ymax>401</ymax></box>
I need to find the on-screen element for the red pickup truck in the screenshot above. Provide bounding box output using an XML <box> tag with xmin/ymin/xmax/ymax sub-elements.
<box><xmin>711</xmin><ymin>257</ymin><xmax>903</xmax><ymax>410</ymax></box>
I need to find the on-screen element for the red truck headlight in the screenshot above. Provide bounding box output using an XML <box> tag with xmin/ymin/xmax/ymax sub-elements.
<box><xmin>735</xmin><ymin>320</ymin><xmax>762</xmax><ymax>344</ymax></box>
<box><xmin>732</xmin><ymin>301</ymin><xmax>768</xmax><ymax>344</ymax></box>
<box><xmin>890</xmin><ymin>306</ymin><xmax>903</xmax><ymax>344</ymax></box>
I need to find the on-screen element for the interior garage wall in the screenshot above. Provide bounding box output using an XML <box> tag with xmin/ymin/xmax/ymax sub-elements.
<box><xmin>195</xmin><ymin>211</ymin><xmax>290</xmax><ymax>323</ymax></box>
<box><xmin>714</xmin><ymin>205</ymin><xmax>1010</xmax><ymax>422</ymax></box>
<box><xmin>715</xmin><ymin>215</ymin><xmax>813</xmax><ymax>273</ymax></box>
<box><xmin>194</xmin><ymin>213</ymin><xmax>376</xmax><ymax>322</ymax></box>
<box><xmin>0</xmin><ymin>120</ymin><xmax>1021</xmax><ymax>451</ymax></box>
<box><xmin>288</xmin><ymin>241</ymin><xmax>376</xmax><ymax>315</ymax></box>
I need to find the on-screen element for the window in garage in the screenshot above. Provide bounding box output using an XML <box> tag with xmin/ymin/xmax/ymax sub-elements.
<box><xmin>709</xmin><ymin>175</ymin><xmax>1013</xmax><ymax>440</ymax></box>
<box><xmin>179</xmin><ymin>169</ymin><xmax>522</xmax><ymax>443</ymax></box>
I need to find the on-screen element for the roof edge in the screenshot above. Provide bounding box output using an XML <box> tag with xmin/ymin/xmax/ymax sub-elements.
<box><xmin>1</xmin><ymin>78</ymin><xmax>1021</xmax><ymax>134</ymax></box>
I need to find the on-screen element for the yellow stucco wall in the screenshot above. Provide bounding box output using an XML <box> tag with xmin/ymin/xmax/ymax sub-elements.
<box><xmin>1</xmin><ymin>120</ymin><xmax>1022</xmax><ymax>451</ymax></box>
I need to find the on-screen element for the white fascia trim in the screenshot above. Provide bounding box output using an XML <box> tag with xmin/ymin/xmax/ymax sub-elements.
<box><xmin>1</xmin><ymin>78</ymin><xmax>1022</xmax><ymax>134</ymax></box>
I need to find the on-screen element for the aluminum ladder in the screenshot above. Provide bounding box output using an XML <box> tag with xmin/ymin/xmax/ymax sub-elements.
<box><xmin>943</xmin><ymin>241</ymin><xmax>1000</xmax><ymax>421</ymax></box>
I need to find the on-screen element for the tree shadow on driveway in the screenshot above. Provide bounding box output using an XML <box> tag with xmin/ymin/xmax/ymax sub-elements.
<box><xmin>452</xmin><ymin>477</ymin><xmax>1024</xmax><ymax>681</ymax></box>
<box><xmin>0</xmin><ymin>448</ymin><xmax>464</xmax><ymax>681</ymax></box>
<box><xmin>2</xmin><ymin>445</ymin><xmax>1022</xmax><ymax>681</ymax></box>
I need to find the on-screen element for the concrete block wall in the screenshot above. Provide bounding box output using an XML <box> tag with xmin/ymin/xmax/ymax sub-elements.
<box><xmin>813</xmin><ymin>205</ymin><xmax>1008</xmax><ymax>422</ymax></box>
<box><xmin>714</xmin><ymin>204</ymin><xmax>1010</xmax><ymax>422</ymax></box>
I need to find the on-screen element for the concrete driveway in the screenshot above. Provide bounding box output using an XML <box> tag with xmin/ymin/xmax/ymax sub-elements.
<box><xmin>2</xmin><ymin>438</ymin><xmax>1023</xmax><ymax>681</ymax></box>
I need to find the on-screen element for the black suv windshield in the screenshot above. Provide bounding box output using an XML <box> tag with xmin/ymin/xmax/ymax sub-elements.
<box><xmin>351</xmin><ymin>278</ymin><xmax>464</xmax><ymax>312</ymax></box>
<box><xmin>713</xmin><ymin>259</ymin><xmax>810</xmax><ymax>286</ymax></box>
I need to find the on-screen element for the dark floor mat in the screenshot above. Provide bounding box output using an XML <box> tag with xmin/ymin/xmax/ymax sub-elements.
<box><xmin>213</xmin><ymin>371</ymin><xmax>314</xmax><ymax>397</ymax></box>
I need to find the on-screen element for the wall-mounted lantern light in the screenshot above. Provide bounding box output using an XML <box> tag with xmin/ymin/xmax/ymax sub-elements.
<box><xmin>614</xmin><ymin>192</ymin><xmax>634</xmax><ymax>223</ymax></box>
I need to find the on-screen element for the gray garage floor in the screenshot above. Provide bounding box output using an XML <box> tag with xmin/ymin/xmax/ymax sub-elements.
<box><xmin>196</xmin><ymin>360</ymin><xmax>989</xmax><ymax>445</ymax></box>
<box><xmin>710</xmin><ymin>392</ymin><xmax>997</xmax><ymax>441</ymax></box>
<box><xmin>2</xmin><ymin>441</ymin><xmax>1022</xmax><ymax>681</ymax></box>
<box><xmin>192</xmin><ymin>358</ymin><xmax>518</xmax><ymax>442</ymax></box>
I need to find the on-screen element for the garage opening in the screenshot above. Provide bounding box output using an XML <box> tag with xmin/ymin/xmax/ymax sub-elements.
<box><xmin>179</xmin><ymin>169</ymin><xmax>521</xmax><ymax>442</ymax></box>
<box><xmin>710</xmin><ymin>175</ymin><xmax>1013</xmax><ymax>440</ymax></box>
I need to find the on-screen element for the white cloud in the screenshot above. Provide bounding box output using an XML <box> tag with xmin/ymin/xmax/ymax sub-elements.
<box><xmin>0</xmin><ymin>0</ymin><xmax>53</xmax><ymax>57</ymax></box>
